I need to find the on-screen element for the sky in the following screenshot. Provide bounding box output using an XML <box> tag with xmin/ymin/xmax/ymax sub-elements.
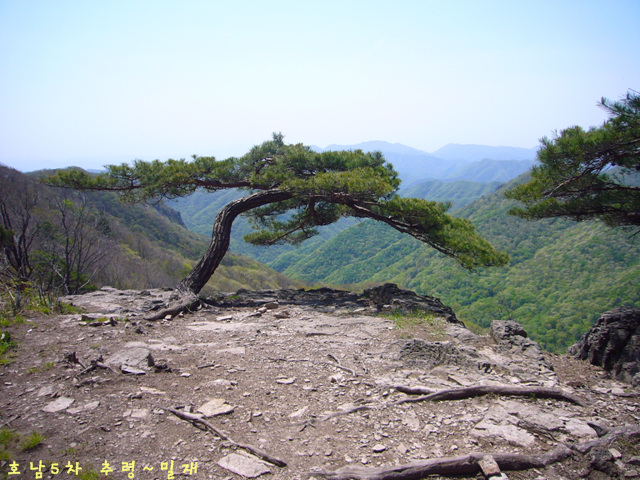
<box><xmin>1</xmin><ymin>0</ymin><xmax>638</xmax><ymax>172</ymax></box>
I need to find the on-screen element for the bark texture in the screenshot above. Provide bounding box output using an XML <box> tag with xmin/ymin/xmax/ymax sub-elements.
<box><xmin>175</xmin><ymin>190</ymin><xmax>293</xmax><ymax>296</ymax></box>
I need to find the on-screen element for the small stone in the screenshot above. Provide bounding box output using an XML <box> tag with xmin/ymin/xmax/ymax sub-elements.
<box><xmin>42</xmin><ymin>397</ymin><xmax>74</xmax><ymax>413</ymax></box>
<box><xmin>139</xmin><ymin>386</ymin><xmax>165</xmax><ymax>395</ymax></box>
<box><xmin>402</xmin><ymin>411</ymin><xmax>421</xmax><ymax>431</ymax></box>
<box><xmin>217</xmin><ymin>315</ymin><xmax>234</xmax><ymax>321</ymax></box>
<box><xmin>130</xmin><ymin>408</ymin><xmax>149</xmax><ymax>419</ymax></box>
<box><xmin>120</xmin><ymin>365</ymin><xmax>146</xmax><ymax>375</ymax></box>
<box><xmin>479</xmin><ymin>455</ymin><xmax>501</xmax><ymax>477</ymax></box>
<box><xmin>198</xmin><ymin>399</ymin><xmax>235</xmax><ymax>417</ymax></box>
<box><xmin>396</xmin><ymin>443</ymin><xmax>408</xmax><ymax>455</ymax></box>
<box><xmin>289</xmin><ymin>406</ymin><xmax>309</xmax><ymax>418</ymax></box>
<box><xmin>609</xmin><ymin>448</ymin><xmax>623</xmax><ymax>459</ymax></box>
<box><xmin>67</xmin><ymin>401</ymin><xmax>100</xmax><ymax>414</ymax></box>
<box><xmin>217</xmin><ymin>453</ymin><xmax>271</xmax><ymax>478</ymax></box>
<box><xmin>372</xmin><ymin>444</ymin><xmax>386</xmax><ymax>453</ymax></box>
<box><xmin>106</xmin><ymin>347</ymin><xmax>154</xmax><ymax>369</ymax></box>
<box><xmin>37</xmin><ymin>385</ymin><xmax>54</xmax><ymax>397</ymax></box>
<box><xmin>276</xmin><ymin>377</ymin><xmax>296</xmax><ymax>385</ymax></box>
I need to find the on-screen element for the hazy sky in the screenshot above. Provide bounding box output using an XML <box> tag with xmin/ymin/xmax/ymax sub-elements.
<box><xmin>1</xmin><ymin>0</ymin><xmax>638</xmax><ymax>172</ymax></box>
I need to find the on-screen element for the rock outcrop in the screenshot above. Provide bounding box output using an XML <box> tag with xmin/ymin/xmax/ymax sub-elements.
<box><xmin>209</xmin><ymin>283</ymin><xmax>463</xmax><ymax>325</ymax></box>
<box><xmin>570</xmin><ymin>306</ymin><xmax>640</xmax><ymax>385</ymax></box>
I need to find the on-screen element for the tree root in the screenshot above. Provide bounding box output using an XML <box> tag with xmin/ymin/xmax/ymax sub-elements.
<box><xmin>310</xmin><ymin>424</ymin><xmax>640</xmax><ymax>479</ymax></box>
<box><xmin>167</xmin><ymin>408</ymin><xmax>287</xmax><ymax>468</ymax></box>
<box><xmin>571</xmin><ymin>424</ymin><xmax>640</xmax><ymax>454</ymax></box>
<box><xmin>310</xmin><ymin>446</ymin><xmax>573</xmax><ymax>480</ymax></box>
<box><xmin>145</xmin><ymin>294</ymin><xmax>201</xmax><ymax>321</ymax></box>
<box><xmin>391</xmin><ymin>384</ymin><xmax>587</xmax><ymax>407</ymax></box>
<box><xmin>299</xmin><ymin>384</ymin><xmax>586</xmax><ymax>429</ymax></box>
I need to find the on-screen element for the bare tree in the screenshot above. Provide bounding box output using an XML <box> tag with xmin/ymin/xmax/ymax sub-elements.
<box><xmin>0</xmin><ymin>166</ymin><xmax>40</xmax><ymax>283</ymax></box>
<box><xmin>37</xmin><ymin>192</ymin><xmax>113</xmax><ymax>294</ymax></box>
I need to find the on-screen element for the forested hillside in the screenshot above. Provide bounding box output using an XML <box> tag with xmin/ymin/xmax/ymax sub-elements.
<box><xmin>1</xmin><ymin>166</ymin><xmax>296</xmax><ymax>295</ymax></box>
<box><xmin>276</xmin><ymin>175</ymin><xmax>640</xmax><ymax>352</ymax></box>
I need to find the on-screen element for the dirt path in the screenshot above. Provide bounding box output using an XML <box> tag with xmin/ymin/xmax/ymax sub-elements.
<box><xmin>1</xmin><ymin>287</ymin><xmax>639</xmax><ymax>479</ymax></box>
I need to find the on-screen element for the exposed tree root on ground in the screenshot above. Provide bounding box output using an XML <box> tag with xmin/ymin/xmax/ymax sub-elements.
<box><xmin>168</xmin><ymin>408</ymin><xmax>287</xmax><ymax>468</ymax></box>
<box><xmin>309</xmin><ymin>446</ymin><xmax>573</xmax><ymax>480</ymax></box>
<box><xmin>299</xmin><ymin>384</ymin><xmax>586</xmax><ymax>429</ymax></box>
<box><xmin>145</xmin><ymin>294</ymin><xmax>201</xmax><ymax>321</ymax></box>
<box><xmin>309</xmin><ymin>424</ymin><xmax>640</xmax><ymax>480</ymax></box>
<box><xmin>391</xmin><ymin>384</ymin><xmax>587</xmax><ymax>407</ymax></box>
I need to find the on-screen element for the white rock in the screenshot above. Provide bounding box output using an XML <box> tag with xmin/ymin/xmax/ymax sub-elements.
<box><xmin>217</xmin><ymin>453</ymin><xmax>271</xmax><ymax>478</ymax></box>
<box><xmin>402</xmin><ymin>411</ymin><xmax>421</xmax><ymax>431</ymax></box>
<box><xmin>288</xmin><ymin>406</ymin><xmax>309</xmax><ymax>418</ymax></box>
<box><xmin>276</xmin><ymin>377</ymin><xmax>296</xmax><ymax>385</ymax></box>
<box><xmin>67</xmin><ymin>401</ymin><xmax>100</xmax><ymax>414</ymax></box>
<box><xmin>198</xmin><ymin>399</ymin><xmax>235</xmax><ymax>417</ymax></box>
<box><xmin>472</xmin><ymin>422</ymin><xmax>535</xmax><ymax>447</ymax></box>
<box><xmin>106</xmin><ymin>347</ymin><xmax>154</xmax><ymax>369</ymax></box>
<box><xmin>42</xmin><ymin>397</ymin><xmax>75</xmax><ymax>413</ymax></box>
<box><xmin>564</xmin><ymin>418</ymin><xmax>597</xmax><ymax>438</ymax></box>
<box><xmin>37</xmin><ymin>385</ymin><xmax>54</xmax><ymax>397</ymax></box>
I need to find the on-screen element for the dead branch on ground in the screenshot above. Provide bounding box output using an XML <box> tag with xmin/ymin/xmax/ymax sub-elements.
<box><xmin>167</xmin><ymin>407</ymin><xmax>287</xmax><ymax>468</ymax></box>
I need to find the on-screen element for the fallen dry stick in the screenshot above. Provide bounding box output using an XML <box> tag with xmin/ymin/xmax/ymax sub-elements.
<box><xmin>167</xmin><ymin>408</ymin><xmax>287</xmax><ymax>468</ymax></box>
<box><xmin>392</xmin><ymin>384</ymin><xmax>587</xmax><ymax>407</ymax></box>
<box><xmin>298</xmin><ymin>403</ymin><xmax>376</xmax><ymax>430</ymax></box>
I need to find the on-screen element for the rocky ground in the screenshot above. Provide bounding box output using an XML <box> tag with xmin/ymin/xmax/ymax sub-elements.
<box><xmin>1</xmin><ymin>285</ymin><xmax>639</xmax><ymax>480</ymax></box>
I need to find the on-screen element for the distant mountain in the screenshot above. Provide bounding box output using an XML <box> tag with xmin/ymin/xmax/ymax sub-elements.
<box><xmin>315</xmin><ymin>141</ymin><xmax>538</xmax><ymax>186</ymax></box>
<box><xmin>442</xmin><ymin>158</ymin><xmax>536</xmax><ymax>183</ymax></box>
<box><xmin>322</xmin><ymin>141</ymin><xmax>429</xmax><ymax>156</ymax></box>
<box><xmin>432</xmin><ymin>143</ymin><xmax>538</xmax><ymax>162</ymax></box>
<box><xmin>399</xmin><ymin>180</ymin><xmax>502</xmax><ymax>209</ymax></box>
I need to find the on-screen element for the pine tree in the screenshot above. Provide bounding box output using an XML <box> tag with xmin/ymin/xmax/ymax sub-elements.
<box><xmin>507</xmin><ymin>90</ymin><xmax>640</xmax><ymax>228</ymax></box>
<box><xmin>47</xmin><ymin>134</ymin><xmax>508</xmax><ymax>316</ymax></box>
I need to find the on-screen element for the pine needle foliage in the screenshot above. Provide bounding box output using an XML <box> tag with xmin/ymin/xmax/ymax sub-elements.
<box><xmin>507</xmin><ymin>90</ymin><xmax>640</xmax><ymax>229</ymax></box>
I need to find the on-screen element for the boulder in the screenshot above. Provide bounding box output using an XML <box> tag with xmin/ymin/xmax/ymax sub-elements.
<box><xmin>490</xmin><ymin>320</ymin><xmax>528</xmax><ymax>342</ymax></box>
<box><xmin>362</xmin><ymin>283</ymin><xmax>462</xmax><ymax>325</ymax></box>
<box><xmin>212</xmin><ymin>283</ymin><xmax>463</xmax><ymax>325</ymax></box>
<box><xmin>398</xmin><ymin>339</ymin><xmax>486</xmax><ymax>370</ymax></box>
<box><xmin>570</xmin><ymin>307</ymin><xmax>640</xmax><ymax>385</ymax></box>
<box><xmin>490</xmin><ymin>320</ymin><xmax>554</xmax><ymax>373</ymax></box>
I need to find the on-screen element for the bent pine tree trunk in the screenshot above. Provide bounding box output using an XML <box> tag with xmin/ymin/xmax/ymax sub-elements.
<box><xmin>147</xmin><ymin>190</ymin><xmax>292</xmax><ymax>320</ymax></box>
<box><xmin>176</xmin><ymin>190</ymin><xmax>292</xmax><ymax>293</ymax></box>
